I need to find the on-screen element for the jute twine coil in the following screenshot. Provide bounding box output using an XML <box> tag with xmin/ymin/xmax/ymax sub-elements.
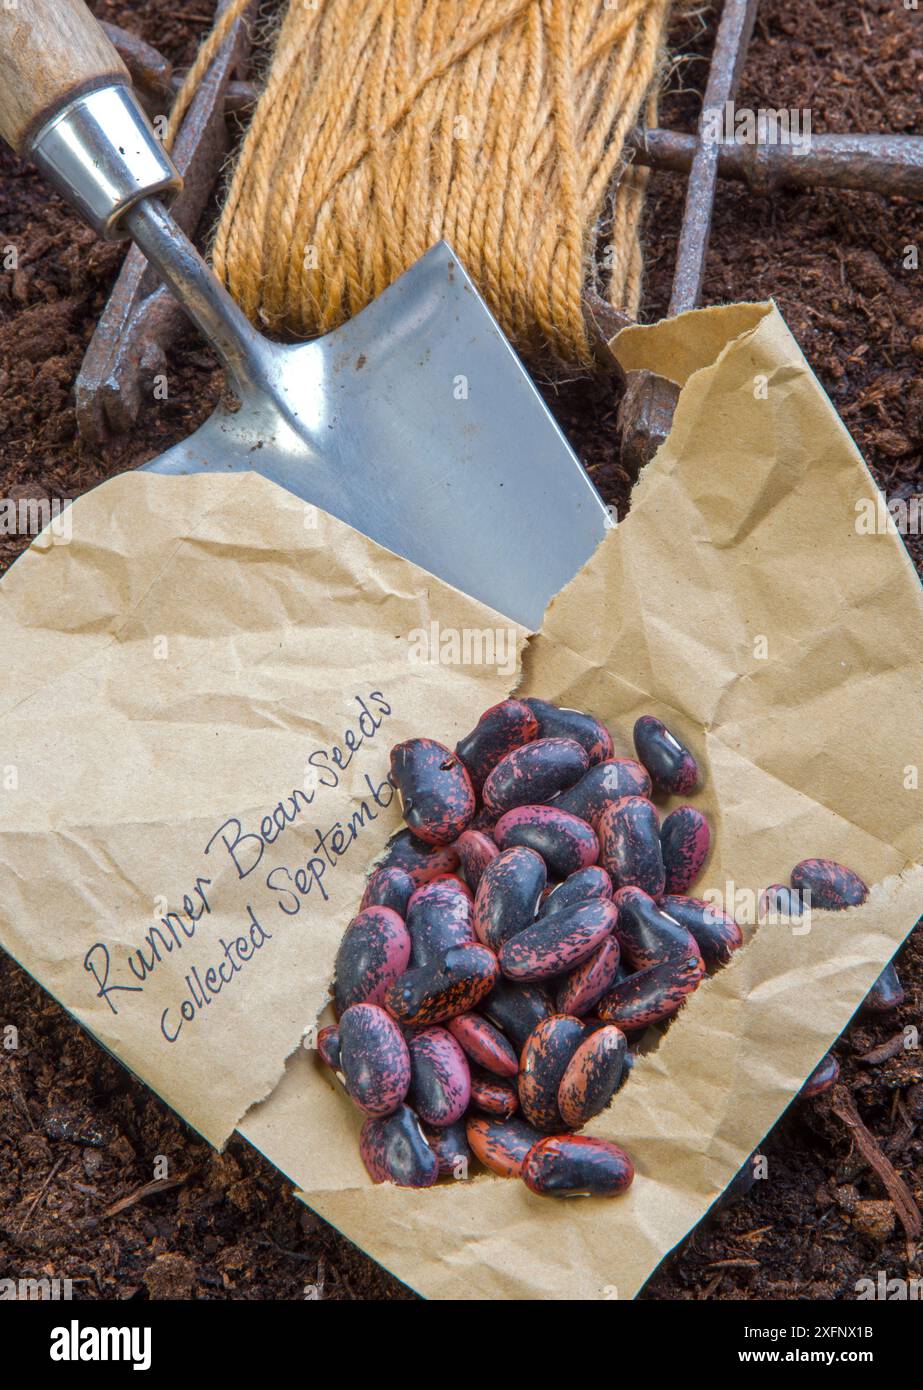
<box><xmin>164</xmin><ymin>0</ymin><xmax>253</xmax><ymax>150</ymax></box>
<box><xmin>178</xmin><ymin>0</ymin><xmax>669</xmax><ymax>365</ymax></box>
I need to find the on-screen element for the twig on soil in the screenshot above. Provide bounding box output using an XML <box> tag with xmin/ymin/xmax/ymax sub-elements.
<box><xmin>885</xmin><ymin>1093</ymin><xmax>919</xmax><ymax>1159</ymax></box>
<box><xmin>738</xmin><ymin>1225</ymin><xmax>774</xmax><ymax>1242</ymax></box>
<box><xmin>857</xmin><ymin>1034</ymin><xmax>906</xmax><ymax>1065</ymax></box>
<box><xmin>827</xmin><ymin>1085</ymin><xmax>922</xmax><ymax>1257</ymax></box>
<box><xmin>19</xmin><ymin>1155</ymin><xmax>66</xmax><ymax>1231</ymax></box>
<box><xmin>706</xmin><ymin>1258</ymin><xmax>760</xmax><ymax>1269</ymax></box>
<box><xmin>100</xmin><ymin>1175</ymin><xmax>187</xmax><ymax>1219</ymax></box>
<box><xmin>265</xmin><ymin>1239</ymin><xmax>316</xmax><ymax>1262</ymax></box>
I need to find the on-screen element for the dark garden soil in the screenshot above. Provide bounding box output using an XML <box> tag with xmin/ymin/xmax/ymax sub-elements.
<box><xmin>0</xmin><ymin>0</ymin><xmax>920</xmax><ymax>1301</ymax></box>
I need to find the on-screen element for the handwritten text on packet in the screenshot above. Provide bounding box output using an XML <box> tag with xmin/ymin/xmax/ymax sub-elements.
<box><xmin>83</xmin><ymin>692</ymin><xmax>394</xmax><ymax>1042</ymax></box>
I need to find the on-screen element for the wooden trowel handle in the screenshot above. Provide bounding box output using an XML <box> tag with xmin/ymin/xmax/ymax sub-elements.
<box><xmin>0</xmin><ymin>0</ymin><xmax>128</xmax><ymax>154</ymax></box>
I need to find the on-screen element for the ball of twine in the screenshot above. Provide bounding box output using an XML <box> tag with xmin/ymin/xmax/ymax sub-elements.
<box><xmin>200</xmin><ymin>0</ymin><xmax>669</xmax><ymax>365</ymax></box>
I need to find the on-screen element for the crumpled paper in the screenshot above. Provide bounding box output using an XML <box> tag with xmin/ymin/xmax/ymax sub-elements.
<box><xmin>0</xmin><ymin>477</ymin><xmax>526</xmax><ymax>1145</ymax></box>
<box><xmin>0</xmin><ymin>301</ymin><xmax>920</xmax><ymax>1300</ymax></box>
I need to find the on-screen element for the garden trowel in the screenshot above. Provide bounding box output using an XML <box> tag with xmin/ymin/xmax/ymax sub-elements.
<box><xmin>0</xmin><ymin>0</ymin><xmax>610</xmax><ymax>628</ymax></box>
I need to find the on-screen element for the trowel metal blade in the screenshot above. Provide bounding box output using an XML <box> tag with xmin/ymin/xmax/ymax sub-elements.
<box><xmin>144</xmin><ymin>242</ymin><xmax>609</xmax><ymax>628</ymax></box>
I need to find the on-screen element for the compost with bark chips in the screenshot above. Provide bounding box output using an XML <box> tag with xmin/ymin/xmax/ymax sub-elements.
<box><xmin>0</xmin><ymin>0</ymin><xmax>920</xmax><ymax>1301</ymax></box>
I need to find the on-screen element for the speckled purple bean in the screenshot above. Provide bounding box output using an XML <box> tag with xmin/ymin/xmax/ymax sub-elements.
<box><xmin>405</xmin><ymin>878</ymin><xmax>475</xmax><ymax>967</ymax></box>
<box><xmin>360</xmin><ymin>866</ymin><xmax>415</xmax><ymax>916</ymax></box>
<box><xmin>427</xmin><ymin>872</ymin><xmax>474</xmax><ymax>900</ymax></box>
<box><xmin>338</xmin><ymin>1003</ymin><xmax>411</xmax><ymax>1116</ymax></box>
<box><xmin>493</xmin><ymin>804</ymin><xmax>599</xmax><ymax>878</ymax></box>
<box><xmin>359</xmin><ymin>1104</ymin><xmax>439</xmax><ymax>1187</ymax></box>
<box><xmin>407</xmin><ymin>1027</ymin><xmax>471</xmax><ymax>1126</ymax></box>
<box><xmin>800</xmin><ymin>1052</ymin><xmax>840</xmax><ymax>1098</ymax></box>
<box><xmin>660</xmin><ymin>894</ymin><xmax>742</xmax><ymax>967</ymax></box>
<box><xmin>521</xmin><ymin>1134</ymin><xmax>634</xmax><ymax>1198</ymax></box>
<box><xmin>863</xmin><ymin>961</ymin><xmax>905</xmax><ymax>1013</ymax></box>
<box><xmin>598</xmin><ymin>795</ymin><xmax>665</xmax><ymax>897</ymax></box>
<box><xmin>421</xmin><ymin>1118</ymin><xmax>472</xmax><ymax>1178</ymax></box>
<box><xmin>377</xmin><ymin>828</ymin><xmax>460</xmax><ymax>886</ymax></box>
<box><xmin>390</xmin><ymin>738</ymin><xmax>476</xmax><ymax>846</ymax></box>
<box><xmin>473</xmin><ymin>845</ymin><xmax>546</xmax><ymax>952</ymax></box>
<box><xmin>760</xmin><ymin>883</ymin><xmax>807</xmax><ymax>918</ymax></box>
<box><xmin>597</xmin><ymin>952</ymin><xmax>705</xmax><ymax>1029</ymax></box>
<box><xmin>333</xmin><ymin>906</ymin><xmax>412</xmax><ymax>1013</ymax></box>
<box><xmin>558</xmin><ymin>1024</ymin><xmax>628</xmax><ymax>1129</ymax></box>
<box><xmin>316</xmin><ymin>1024</ymin><xmax>341</xmax><ymax>1070</ymax></box>
<box><xmin>555</xmin><ymin>935</ymin><xmax>622</xmax><ymax>1016</ymax></box>
<box><xmin>722</xmin><ymin>1153</ymin><xmax>760</xmax><ymax>1206</ymax></box>
<box><xmin>539</xmin><ymin>864</ymin><xmax>613</xmax><ymax>918</ymax></box>
<box><xmin>481</xmin><ymin>979</ymin><xmax>554</xmax><ymax>1051</ymax></box>
<box><xmin>791</xmin><ymin>858</ymin><xmax>868</xmax><ymax>909</ymax></box>
<box><xmin>453</xmin><ymin>828</ymin><xmax>500</xmax><ymax>892</ymax></box>
<box><xmin>384</xmin><ymin>941</ymin><xmax>499</xmax><ymax>1026</ymax></box>
<box><xmin>482</xmin><ymin>737</ymin><xmax>589</xmax><ymax>817</ymax></box>
<box><xmin>518</xmin><ymin>1014</ymin><xmax>587</xmax><ymax>1131</ymax></box>
<box><xmin>522</xmin><ymin>698</ymin><xmax>615</xmax><ymax>766</ymax></box>
<box><xmin>499</xmin><ymin>898</ymin><xmax>618</xmax><ymax>982</ymax></box>
<box><xmin>553</xmin><ymin>758</ymin><xmax>653</xmax><ymax>822</ymax></box>
<box><xmin>612</xmin><ymin>885</ymin><xmax>701</xmax><ymax>970</ymax></box>
<box><xmin>660</xmin><ymin>805</ymin><xmax>710</xmax><ymax>894</ymax></box>
<box><xmin>469</xmin><ymin>1069</ymin><xmax>519</xmax><ymax>1117</ymax></box>
<box><xmin>455</xmin><ymin>699</ymin><xmax>539</xmax><ymax>790</ymax></box>
<box><xmin>448</xmin><ymin>1012</ymin><xmax>519</xmax><ymax>1077</ymax></box>
<box><xmin>466</xmin><ymin>1115</ymin><xmax>543</xmax><ymax>1178</ymax></box>
<box><xmin>633</xmin><ymin>715</ymin><xmax>699</xmax><ymax>796</ymax></box>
